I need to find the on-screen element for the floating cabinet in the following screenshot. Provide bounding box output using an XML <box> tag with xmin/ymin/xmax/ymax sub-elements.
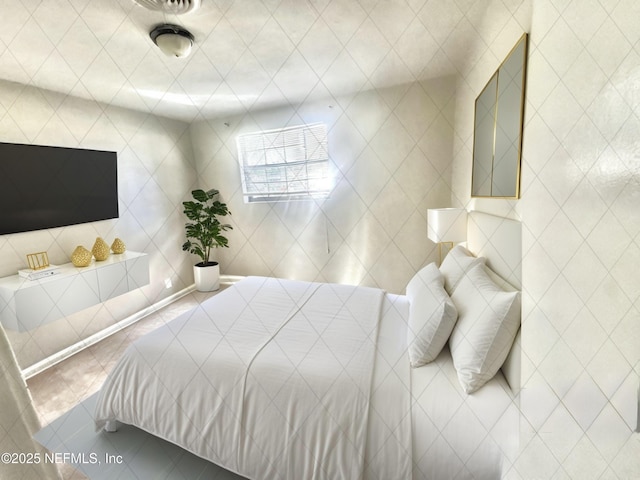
<box><xmin>0</xmin><ymin>252</ymin><xmax>149</xmax><ymax>332</ymax></box>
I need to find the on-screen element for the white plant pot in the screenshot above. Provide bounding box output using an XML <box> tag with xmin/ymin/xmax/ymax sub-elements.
<box><xmin>193</xmin><ymin>262</ymin><xmax>220</xmax><ymax>292</ymax></box>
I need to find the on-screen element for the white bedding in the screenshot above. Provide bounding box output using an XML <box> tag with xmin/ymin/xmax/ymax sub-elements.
<box><xmin>411</xmin><ymin>344</ymin><xmax>520</xmax><ymax>479</ymax></box>
<box><xmin>95</xmin><ymin>276</ymin><xmax>412</xmax><ymax>480</ymax></box>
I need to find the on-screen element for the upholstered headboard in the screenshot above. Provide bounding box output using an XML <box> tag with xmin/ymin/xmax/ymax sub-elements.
<box><xmin>466</xmin><ymin>211</ymin><xmax>522</xmax><ymax>394</ymax></box>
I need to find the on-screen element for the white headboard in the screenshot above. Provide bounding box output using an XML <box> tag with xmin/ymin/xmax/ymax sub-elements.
<box><xmin>466</xmin><ymin>211</ymin><xmax>522</xmax><ymax>394</ymax></box>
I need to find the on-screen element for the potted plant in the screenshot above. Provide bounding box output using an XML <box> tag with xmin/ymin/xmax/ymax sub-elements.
<box><xmin>182</xmin><ymin>188</ymin><xmax>232</xmax><ymax>291</ymax></box>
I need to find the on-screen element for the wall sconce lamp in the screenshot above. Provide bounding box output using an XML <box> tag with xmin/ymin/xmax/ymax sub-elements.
<box><xmin>427</xmin><ymin>208</ymin><xmax>468</xmax><ymax>264</ymax></box>
<box><xmin>150</xmin><ymin>24</ymin><xmax>194</xmax><ymax>58</ymax></box>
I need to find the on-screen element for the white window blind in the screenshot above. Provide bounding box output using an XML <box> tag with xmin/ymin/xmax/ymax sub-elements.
<box><xmin>236</xmin><ymin>123</ymin><xmax>331</xmax><ymax>203</ymax></box>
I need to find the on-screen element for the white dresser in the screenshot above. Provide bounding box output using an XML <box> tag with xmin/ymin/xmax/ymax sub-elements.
<box><xmin>0</xmin><ymin>251</ymin><xmax>149</xmax><ymax>332</ymax></box>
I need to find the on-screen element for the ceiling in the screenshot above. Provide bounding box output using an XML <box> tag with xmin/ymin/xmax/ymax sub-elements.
<box><xmin>0</xmin><ymin>0</ymin><xmax>488</xmax><ymax>122</ymax></box>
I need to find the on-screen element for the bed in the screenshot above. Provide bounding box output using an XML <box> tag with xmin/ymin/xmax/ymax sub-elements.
<box><xmin>94</xmin><ymin>211</ymin><xmax>521</xmax><ymax>479</ymax></box>
<box><xmin>410</xmin><ymin>211</ymin><xmax>522</xmax><ymax>479</ymax></box>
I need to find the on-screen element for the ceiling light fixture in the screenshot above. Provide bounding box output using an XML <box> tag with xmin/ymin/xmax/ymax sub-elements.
<box><xmin>150</xmin><ymin>24</ymin><xmax>194</xmax><ymax>58</ymax></box>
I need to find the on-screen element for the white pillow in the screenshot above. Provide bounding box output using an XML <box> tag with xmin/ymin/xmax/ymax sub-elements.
<box><xmin>406</xmin><ymin>263</ymin><xmax>458</xmax><ymax>367</ymax></box>
<box><xmin>449</xmin><ymin>264</ymin><xmax>521</xmax><ymax>394</ymax></box>
<box><xmin>406</xmin><ymin>261</ymin><xmax>441</xmax><ymax>294</ymax></box>
<box><xmin>484</xmin><ymin>264</ymin><xmax>518</xmax><ymax>292</ymax></box>
<box><xmin>439</xmin><ymin>245</ymin><xmax>486</xmax><ymax>294</ymax></box>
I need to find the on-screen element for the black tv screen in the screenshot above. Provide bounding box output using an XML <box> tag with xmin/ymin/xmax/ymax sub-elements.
<box><xmin>0</xmin><ymin>142</ymin><xmax>119</xmax><ymax>235</ymax></box>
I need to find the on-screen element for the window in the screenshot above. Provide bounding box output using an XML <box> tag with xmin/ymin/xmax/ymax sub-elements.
<box><xmin>236</xmin><ymin>123</ymin><xmax>331</xmax><ymax>203</ymax></box>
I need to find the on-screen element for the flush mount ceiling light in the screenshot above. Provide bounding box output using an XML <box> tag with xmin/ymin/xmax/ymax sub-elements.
<box><xmin>133</xmin><ymin>0</ymin><xmax>201</xmax><ymax>14</ymax></box>
<box><xmin>150</xmin><ymin>24</ymin><xmax>194</xmax><ymax>58</ymax></box>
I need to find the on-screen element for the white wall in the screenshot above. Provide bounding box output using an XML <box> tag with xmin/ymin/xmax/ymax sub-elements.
<box><xmin>0</xmin><ymin>79</ymin><xmax>197</xmax><ymax>369</ymax></box>
<box><xmin>518</xmin><ymin>1</ymin><xmax>640</xmax><ymax>477</ymax></box>
<box><xmin>452</xmin><ymin>0</ymin><xmax>640</xmax><ymax>477</ymax></box>
<box><xmin>190</xmin><ymin>79</ymin><xmax>456</xmax><ymax>294</ymax></box>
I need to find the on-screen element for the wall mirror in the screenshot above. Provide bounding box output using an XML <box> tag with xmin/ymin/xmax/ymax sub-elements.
<box><xmin>471</xmin><ymin>33</ymin><xmax>528</xmax><ymax>199</ymax></box>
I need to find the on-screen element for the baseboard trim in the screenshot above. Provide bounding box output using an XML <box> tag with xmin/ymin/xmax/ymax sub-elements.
<box><xmin>22</xmin><ymin>285</ymin><xmax>196</xmax><ymax>380</ymax></box>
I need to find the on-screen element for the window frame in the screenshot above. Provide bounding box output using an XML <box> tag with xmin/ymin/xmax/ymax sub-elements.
<box><xmin>236</xmin><ymin>123</ymin><xmax>331</xmax><ymax>204</ymax></box>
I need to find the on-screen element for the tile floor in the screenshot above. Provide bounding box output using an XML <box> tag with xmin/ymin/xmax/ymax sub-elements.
<box><xmin>27</xmin><ymin>289</ymin><xmax>221</xmax><ymax>480</ymax></box>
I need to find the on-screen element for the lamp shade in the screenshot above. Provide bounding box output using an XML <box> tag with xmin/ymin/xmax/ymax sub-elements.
<box><xmin>427</xmin><ymin>208</ymin><xmax>468</xmax><ymax>243</ymax></box>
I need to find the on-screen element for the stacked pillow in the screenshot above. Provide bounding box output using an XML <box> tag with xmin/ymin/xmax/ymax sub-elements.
<box><xmin>439</xmin><ymin>245</ymin><xmax>485</xmax><ymax>293</ymax></box>
<box><xmin>449</xmin><ymin>263</ymin><xmax>520</xmax><ymax>393</ymax></box>
<box><xmin>406</xmin><ymin>263</ymin><xmax>458</xmax><ymax>367</ymax></box>
<box><xmin>406</xmin><ymin>245</ymin><xmax>521</xmax><ymax>394</ymax></box>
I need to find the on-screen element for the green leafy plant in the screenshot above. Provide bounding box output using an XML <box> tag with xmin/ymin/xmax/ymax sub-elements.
<box><xmin>182</xmin><ymin>189</ymin><xmax>232</xmax><ymax>266</ymax></box>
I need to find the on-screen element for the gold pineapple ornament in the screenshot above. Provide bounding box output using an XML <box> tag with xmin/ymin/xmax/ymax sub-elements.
<box><xmin>92</xmin><ymin>237</ymin><xmax>110</xmax><ymax>261</ymax></box>
<box><xmin>71</xmin><ymin>246</ymin><xmax>92</xmax><ymax>267</ymax></box>
<box><xmin>111</xmin><ymin>238</ymin><xmax>126</xmax><ymax>254</ymax></box>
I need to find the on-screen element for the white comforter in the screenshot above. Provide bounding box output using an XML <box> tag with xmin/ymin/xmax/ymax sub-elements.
<box><xmin>95</xmin><ymin>277</ymin><xmax>411</xmax><ymax>480</ymax></box>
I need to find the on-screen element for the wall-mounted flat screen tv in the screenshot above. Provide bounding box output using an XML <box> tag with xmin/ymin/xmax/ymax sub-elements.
<box><xmin>0</xmin><ymin>142</ymin><xmax>119</xmax><ymax>235</ymax></box>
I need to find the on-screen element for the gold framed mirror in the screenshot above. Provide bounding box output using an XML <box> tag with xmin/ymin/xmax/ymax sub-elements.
<box><xmin>471</xmin><ymin>33</ymin><xmax>528</xmax><ymax>199</ymax></box>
